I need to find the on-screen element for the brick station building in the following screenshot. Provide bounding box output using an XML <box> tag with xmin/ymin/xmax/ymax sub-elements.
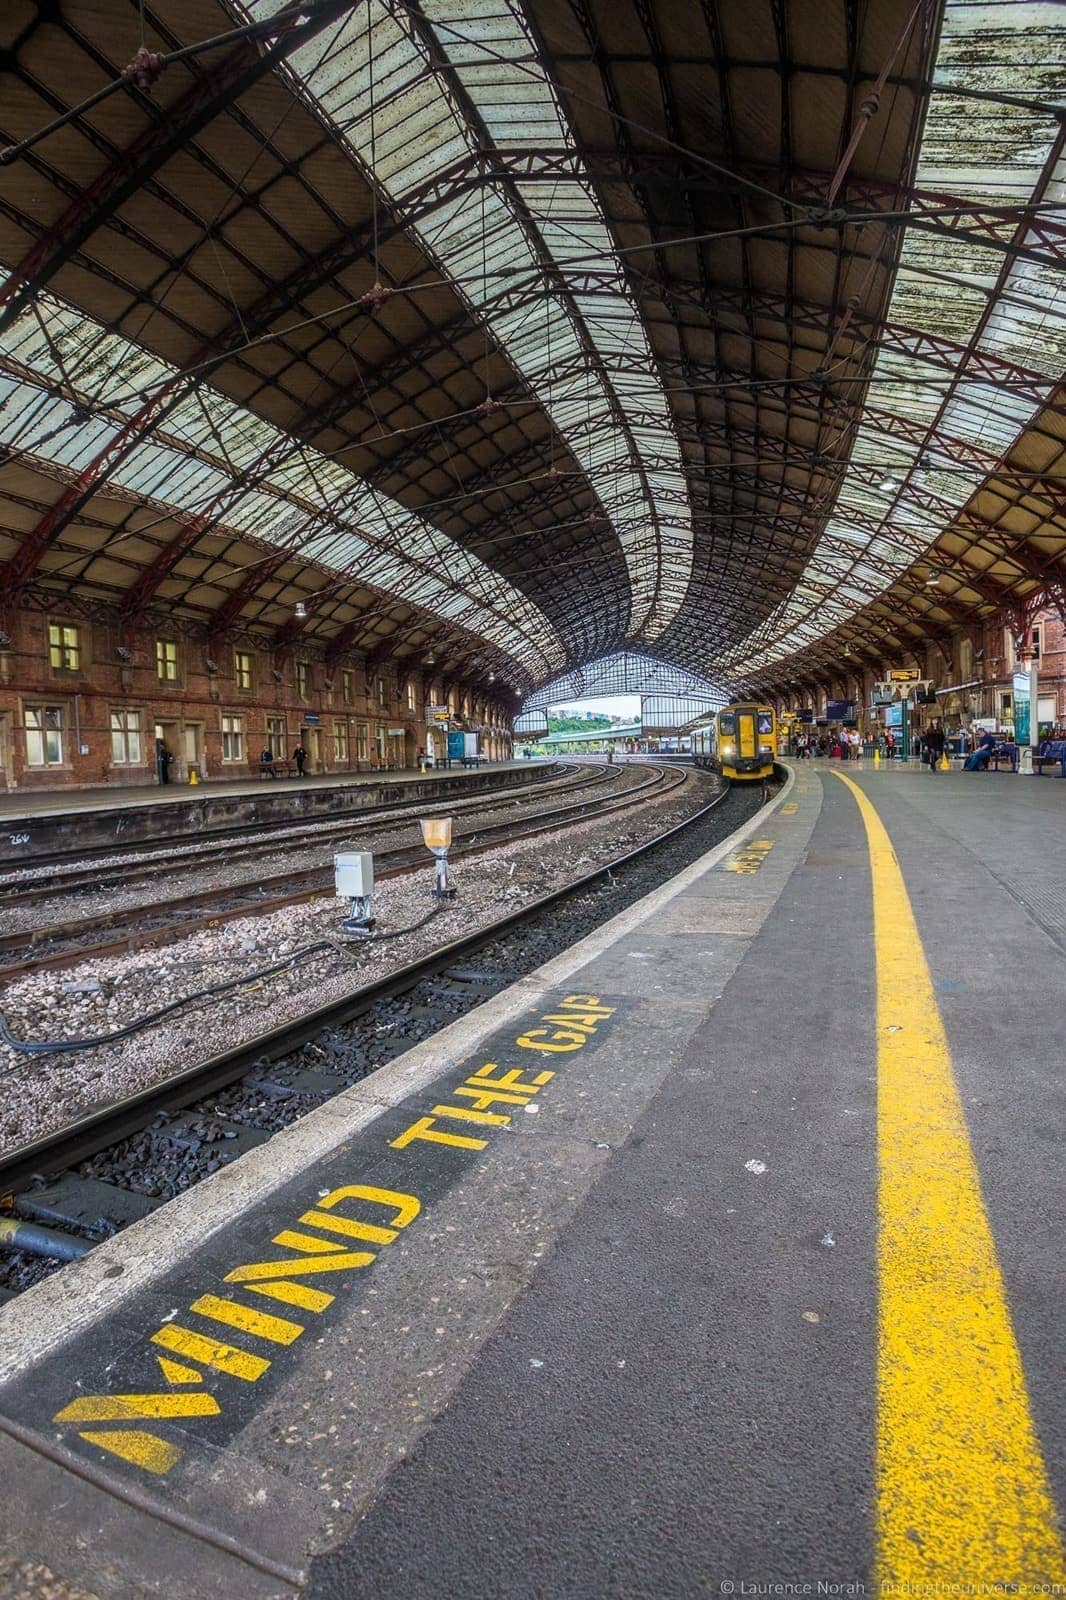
<box><xmin>0</xmin><ymin>601</ymin><xmax>516</xmax><ymax>793</ymax></box>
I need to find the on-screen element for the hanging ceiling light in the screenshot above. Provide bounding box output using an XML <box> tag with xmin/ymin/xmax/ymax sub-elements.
<box><xmin>878</xmin><ymin>469</ymin><xmax>900</xmax><ymax>493</ymax></box>
<box><xmin>294</xmin><ymin>600</ymin><xmax>307</xmax><ymax>619</ymax></box>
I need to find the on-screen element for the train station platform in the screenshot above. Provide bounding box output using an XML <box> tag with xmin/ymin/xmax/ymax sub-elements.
<box><xmin>0</xmin><ymin>759</ymin><xmax>1063</xmax><ymax>1597</ymax></box>
<box><xmin>0</xmin><ymin>761</ymin><xmax>555</xmax><ymax>865</ymax></box>
<box><xmin>0</xmin><ymin>762</ymin><xmax>544</xmax><ymax>819</ymax></box>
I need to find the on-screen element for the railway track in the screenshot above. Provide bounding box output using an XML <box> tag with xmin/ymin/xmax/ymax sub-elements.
<box><xmin>0</xmin><ymin>760</ymin><xmax>608</xmax><ymax>906</ymax></box>
<box><xmin>0</xmin><ymin>774</ymin><xmax>773</xmax><ymax>1298</ymax></box>
<box><xmin>0</xmin><ymin>762</ymin><xmax>682</xmax><ymax>978</ymax></box>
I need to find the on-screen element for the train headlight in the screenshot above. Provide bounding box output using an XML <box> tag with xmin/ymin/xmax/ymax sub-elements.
<box><xmin>759</xmin><ymin>743</ymin><xmax>771</xmax><ymax>752</ymax></box>
<box><xmin>722</xmin><ymin>742</ymin><xmax>734</xmax><ymax>755</ymax></box>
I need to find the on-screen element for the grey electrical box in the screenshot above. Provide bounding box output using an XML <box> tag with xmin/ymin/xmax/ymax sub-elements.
<box><xmin>335</xmin><ymin>851</ymin><xmax>374</xmax><ymax>898</ymax></box>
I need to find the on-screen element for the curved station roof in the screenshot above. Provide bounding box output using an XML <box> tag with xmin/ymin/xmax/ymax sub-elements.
<box><xmin>0</xmin><ymin>0</ymin><xmax>1063</xmax><ymax>696</ymax></box>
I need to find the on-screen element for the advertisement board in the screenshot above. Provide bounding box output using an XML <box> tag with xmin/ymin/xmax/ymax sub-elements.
<box><xmin>447</xmin><ymin>730</ymin><xmax>465</xmax><ymax>761</ymax></box>
<box><xmin>463</xmin><ymin>732</ymin><xmax>479</xmax><ymax>761</ymax></box>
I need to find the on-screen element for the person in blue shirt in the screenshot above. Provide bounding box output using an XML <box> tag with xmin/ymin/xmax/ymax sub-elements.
<box><xmin>964</xmin><ymin>729</ymin><xmax>995</xmax><ymax>771</ymax></box>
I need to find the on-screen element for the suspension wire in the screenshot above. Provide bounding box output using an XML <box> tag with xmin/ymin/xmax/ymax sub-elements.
<box><xmin>0</xmin><ymin>0</ymin><xmax>352</xmax><ymax>165</ymax></box>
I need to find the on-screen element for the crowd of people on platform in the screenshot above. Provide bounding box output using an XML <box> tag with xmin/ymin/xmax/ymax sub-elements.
<box><xmin>790</xmin><ymin>719</ymin><xmax>1066</xmax><ymax>774</ymax></box>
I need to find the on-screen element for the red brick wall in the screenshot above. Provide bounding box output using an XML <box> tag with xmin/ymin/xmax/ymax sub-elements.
<box><xmin>0</xmin><ymin>605</ymin><xmax>515</xmax><ymax>791</ymax></box>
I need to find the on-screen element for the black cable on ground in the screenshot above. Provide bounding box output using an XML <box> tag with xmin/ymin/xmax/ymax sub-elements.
<box><xmin>0</xmin><ymin>905</ymin><xmax>444</xmax><ymax>1059</ymax></box>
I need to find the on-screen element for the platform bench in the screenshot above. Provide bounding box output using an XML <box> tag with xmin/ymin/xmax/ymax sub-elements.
<box><xmin>1035</xmin><ymin>741</ymin><xmax>1066</xmax><ymax>777</ymax></box>
<box><xmin>256</xmin><ymin>759</ymin><xmax>299</xmax><ymax>778</ymax></box>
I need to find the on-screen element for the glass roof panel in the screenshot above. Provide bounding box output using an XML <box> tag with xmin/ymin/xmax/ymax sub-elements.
<box><xmin>722</xmin><ymin>0</ymin><xmax>1065</xmax><ymax>676</ymax></box>
<box><xmin>238</xmin><ymin>0</ymin><xmax>694</xmax><ymax>641</ymax></box>
<box><xmin>0</xmin><ymin>295</ymin><xmax>565</xmax><ymax>675</ymax></box>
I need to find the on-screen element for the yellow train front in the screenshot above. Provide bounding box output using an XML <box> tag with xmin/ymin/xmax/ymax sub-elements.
<box><xmin>690</xmin><ymin>703</ymin><xmax>777</xmax><ymax>781</ymax></box>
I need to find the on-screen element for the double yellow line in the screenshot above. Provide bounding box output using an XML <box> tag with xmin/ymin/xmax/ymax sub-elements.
<box><xmin>834</xmin><ymin>772</ymin><xmax>1064</xmax><ymax>1585</ymax></box>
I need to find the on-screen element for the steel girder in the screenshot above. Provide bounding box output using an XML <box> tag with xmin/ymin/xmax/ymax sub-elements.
<box><xmin>0</xmin><ymin>1</ymin><xmax>358</xmax><ymax>338</ymax></box>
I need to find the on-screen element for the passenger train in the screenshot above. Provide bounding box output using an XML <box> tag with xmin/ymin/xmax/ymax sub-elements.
<box><xmin>689</xmin><ymin>703</ymin><xmax>777</xmax><ymax>781</ymax></box>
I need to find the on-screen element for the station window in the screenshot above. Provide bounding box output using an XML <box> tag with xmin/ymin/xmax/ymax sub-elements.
<box><xmin>234</xmin><ymin>650</ymin><xmax>254</xmax><ymax>691</ymax></box>
<box><xmin>48</xmin><ymin>622</ymin><xmax>80</xmax><ymax>672</ymax></box>
<box><xmin>406</xmin><ymin>680</ymin><xmax>417</xmax><ymax>713</ymax></box>
<box><xmin>110</xmin><ymin>708</ymin><xmax>143</xmax><ymax>765</ymax></box>
<box><xmin>376</xmin><ymin>725</ymin><xmax>387</xmax><ymax>761</ymax></box>
<box><xmin>296</xmin><ymin>661</ymin><xmax>311</xmax><ymax>700</ymax></box>
<box><xmin>377</xmin><ymin>677</ymin><xmax>387</xmax><ymax>708</ymax></box>
<box><xmin>266</xmin><ymin>716</ymin><xmax>286</xmax><ymax>759</ymax></box>
<box><xmin>333</xmin><ymin>721</ymin><xmax>350</xmax><ymax>766</ymax></box>
<box><xmin>156</xmin><ymin>639</ymin><xmax>179</xmax><ymax>683</ymax></box>
<box><xmin>356</xmin><ymin>722</ymin><xmax>370</xmax><ymax>763</ymax></box>
<box><xmin>341</xmin><ymin>669</ymin><xmax>353</xmax><ymax>705</ymax></box>
<box><xmin>25</xmin><ymin>704</ymin><xmax>64</xmax><ymax>766</ymax></box>
<box><xmin>221</xmin><ymin>714</ymin><xmax>244</xmax><ymax>763</ymax></box>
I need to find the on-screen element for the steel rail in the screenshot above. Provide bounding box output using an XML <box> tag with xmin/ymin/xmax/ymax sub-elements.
<box><xmin>0</xmin><ymin>770</ymin><xmax>750</xmax><ymax>1199</ymax></box>
<box><xmin>0</xmin><ymin>763</ymin><xmax>684</xmax><ymax>977</ymax></box>
<box><xmin>0</xmin><ymin>762</ymin><xmax>589</xmax><ymax>896</ymax></box>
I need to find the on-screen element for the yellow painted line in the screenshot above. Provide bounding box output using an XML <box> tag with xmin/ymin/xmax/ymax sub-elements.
<box><xmin>189</xmin><ymin>1293</ymin><xmax>304</xmax><ymax>1345</ymax></box>
<box><xmin>55</xmin><ymin>1392</ymin><xmax>220</xmax><ymax>1423</ymax></box>
<box><xmin>77</xmin><ymin>1429</ymin><xmax>183</xmax><ymax>1476</ymax></box>
<box><xmin>833</xmin><ymin>772</ymin><xmax>1065</xmax><ymax>1585</ymax></box>
<box><xmin>150</xmin><ymin>1323</ymin><xmax>271</xmax><ymax>1381</ymax></box>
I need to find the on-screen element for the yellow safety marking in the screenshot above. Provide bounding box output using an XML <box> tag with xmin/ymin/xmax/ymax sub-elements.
<box><xmin>515</xmin><ymin>1027</ymin><xmax>588</xmax><ymax>1053</ymax></box>
<box><xmin>316</xmin><ymin>1185</ymin><xmax>420</xmax><ymax>1230</ymax></box>
<box><xmin>724</xmin><ymin>838</ymin><xmax>774</xmax><ymax>875</ymax></box>
<box><xmin>189</xmin><ymin>1294</ymin><xmax>304</xmax><ymax>1345</ymax></box>
<box><xmin>150</xmin><ymin>1324</ymin><xmax>271</xmax><ymax>1381</ymax></box>
<box><xmin>299</xmin><ymin>1208</ymin><xmax>396</xmax><ymax>1246</ymax></box>
<box><xmin>781</xmin><ymin>802</ymin><xmax>798</xmax><ymax>814</ymax></box>
<box><xmin>225</xmin><ymin>1246</ymin><xmax>376</xmax><ymax>1283</ymax></box>
<box><xmin>431</xmin><ymin>1103</ymin><xmax>511</xmax><ymax>1126</ymax></box>
<box><xmin>55</xmin><ymin>1392</ymin><xmax>220</xmax><ymax>1424</ymax></box>
<box><xmin>453</xmin><ymin>1083</ymin><xmax>533</xmax><ymax>1110</ymax></box>
<box><xmin>390</xmin><ymin>1115</ymin><xmax>487</xmax><ymax>1151</ymax></box>
<box><xmin>249</xmin><ymin>1280</ymin><xmax>335</xmax><ymax>1313</ymax></box>
<box><xmin>77</xmin><ymin>1430</ymin><xmax>183</xmax><ymax>1476</ymax></box>
<box><xmin>156</xmin><ymin>1357</ymin><xmax>203</xmax><ymax>1385</ymax></box>
<box><xmin>470</xmin><ymin>1063</ymin><xmax>553</xmax><ymax>1089</ymax></box>
<box><xmin>270</xmin><ymin>1229</ymin><xmax>344</xmax><ymax>1254</ymax></box>
<box><xmin>834</xmin><ymin>772</ymin><xmax>1066</xmax><ymax>1585</ymax></box>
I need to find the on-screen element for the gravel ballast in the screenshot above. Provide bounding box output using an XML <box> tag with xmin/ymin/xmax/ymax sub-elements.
<box><xmin>0</xmin><ymin>769</ymin><xmax>721</xmax><ymax>1153</ymax></box>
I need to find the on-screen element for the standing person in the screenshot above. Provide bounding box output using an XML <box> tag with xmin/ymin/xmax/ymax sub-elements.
<box><xmin>155</xmin><ymin>737</ymin><xmax>173</xmax><ymax>785</ymax></box>
<box><xmin>924</xmin><ymin>719</ymin><xmax>945</xmax><ymax>772</ymax></box>
<box><xmin>292</xmin><ymin>741</ymin><xmax>308</xmax><ymax>777</ymax></box>
<box><xmin>885</xmin><ymin>731</ymin><xmax>896</xmax><ymax>760</ymax></box>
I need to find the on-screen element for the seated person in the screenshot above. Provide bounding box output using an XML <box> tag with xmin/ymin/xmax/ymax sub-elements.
<box><xmin>964</xmin><ymin>729</ymin><xmax>995</xmax><ymax>772</ymax></box>
<box><xmin>259</xmin><ymin>746</ymin><xmax>276</xmax><ymax>772</ymax></box>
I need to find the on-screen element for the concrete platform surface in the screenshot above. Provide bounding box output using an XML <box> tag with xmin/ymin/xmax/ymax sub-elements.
<box><xmin>0</xmin><ymin>760</ymin><xmax>1063</xmax><ymax>1598</ymax></box>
